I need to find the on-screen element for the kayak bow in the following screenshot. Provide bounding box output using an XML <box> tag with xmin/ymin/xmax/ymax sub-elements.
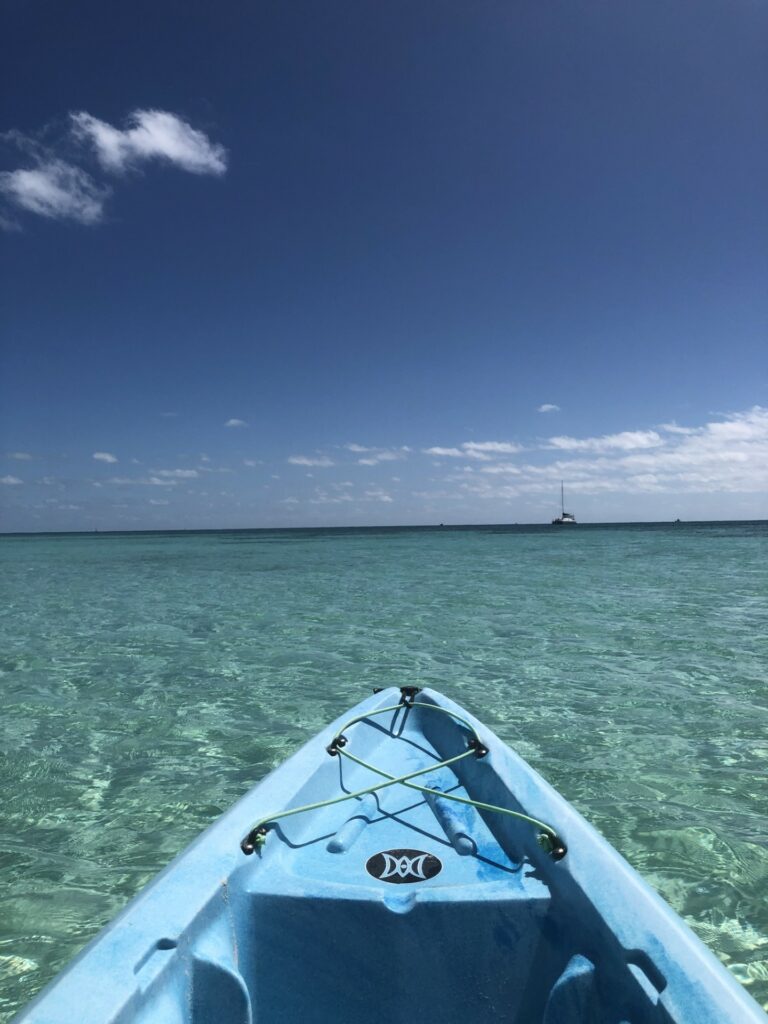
<box><xmin>12</xmin><ymin>686</ymin><xmax>767</xmax><ymax>1024</ymax></box>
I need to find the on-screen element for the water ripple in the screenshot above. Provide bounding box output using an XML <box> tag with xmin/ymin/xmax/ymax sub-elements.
<box><xmin>1</xmin><ymin>523</ymin><xmax>766</xmax><ymax>1018</ymax></box>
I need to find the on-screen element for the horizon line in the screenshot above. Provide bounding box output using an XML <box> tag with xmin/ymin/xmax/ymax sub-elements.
<box><xmin>1</xmin><ymin>518</ymin><xmax>766</xmax><ymax>538</ymax></box>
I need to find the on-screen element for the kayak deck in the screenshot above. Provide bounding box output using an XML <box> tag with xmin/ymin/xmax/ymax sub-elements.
<box><xmin>241</xmin><ymin>705</ymin><xmax>552</xmax><ymax>1022</ymax></box>
<box><xmin>13</xmin><ymin>687</ymin><xmax>768</xmax><ymax>1024</ymax></box>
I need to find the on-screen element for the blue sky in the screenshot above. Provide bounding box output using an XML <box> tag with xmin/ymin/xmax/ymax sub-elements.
<box><xmin>1</xmin><ymin>1</ymin><xmax>766</xmax><ymax>530</ymax></box>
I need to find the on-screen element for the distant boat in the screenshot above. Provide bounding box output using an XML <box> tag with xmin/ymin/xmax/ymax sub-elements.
<box><xmin>551</xmin><ymin>482</ymin><xmax>576</xmax><ymax>525</ymax></box>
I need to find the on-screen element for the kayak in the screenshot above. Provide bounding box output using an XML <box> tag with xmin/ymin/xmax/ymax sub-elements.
<box><xmin>13</xmin><ymin>686</ymin><xmax>767</xmax><ymax>1024</ymax></box>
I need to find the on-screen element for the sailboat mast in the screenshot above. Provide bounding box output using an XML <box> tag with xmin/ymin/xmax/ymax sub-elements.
<box><xmin>561</xmin><ymin>480</ymin><xmax>564</xmax><ymax>515</ymax></box>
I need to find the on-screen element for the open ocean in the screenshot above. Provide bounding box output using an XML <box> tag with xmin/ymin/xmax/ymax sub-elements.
<box><xmin>1</xmin><ymin>522</ymin><xmax>767</xmax><ymax>1019</ymax></box>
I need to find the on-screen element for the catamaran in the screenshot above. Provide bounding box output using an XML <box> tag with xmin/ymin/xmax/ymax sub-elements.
<box><xmin>551</xmin><ymin>481</ymin><xmax>576</xmax><ymax>525</ymax></box>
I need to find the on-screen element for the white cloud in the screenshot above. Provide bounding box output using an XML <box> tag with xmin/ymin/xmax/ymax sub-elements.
<box><xmin>8</xmin><ymin>452</ymin><xmax>32</xmax><ymax>460</ymax></box>
<box><xmin>463</xmin><ymin>441</ymin><xmax>522</xmax><ymax>457</ymax></box>
<box><xmin>0</xmin><ymin>160</ymin><xmax>108</xmax><ymax>224</ymax></box>
<box><xmin>108</xmin><ymin>476</ymin><xmax>179</xmax><ymax>487</ymax></box>
<box><xmin>364</xmin><ymin>489</ymin><xmax>393</xmax><ymax>503</ymax></box>
<box><xmin>422</xmin><ymin>441</ymin><xmax>522</xmax><ymax>461</ymax></box>
<box><xmin>538</xmin><ymin>404</ymin><xmax>560</xmax><ymax>413</ymax></box>
<box><xmin>288</xmin><ymin>455</ymin><xmax>334</xmax><ymax>467</ymax></box>
<box><xmin>225</xmin><ymin>418</ymin><xmax>248</xmax><ymax>428</ymax></box>
<box><xmin>71</xmin><ymin>110</ymin><xmax>227</xmax><ymax>176</ymax></box>
<box><xmin>1</xmin><ymin>109</ymin><xmax>225</xmax><ymax>230</ymax></box>
<box><xmin>658</xmin><ymin>422</ymin><xmax>696</xmax><ymax>435</ymax></box>
<box><xmin>455</xmin><ymin>406</ymin><xmax>768</xmax><ymax>502</ymax></box>
<box><xmin>1</xmin><ymin>475</ymin><xmax>22</xmax><ymax>485</ymax></box>
<box><xmin>149</xmin><ymin>498</ymin><xmax>170</xmax><ymax>506</ymax></box>
<box><xmin>93</xmin><ymin>451</ymin><xmax>118</xmax><ymax>463</ymax></box>
<box><xmin>243</xmin><ymin>459</ymin><xmax>261</xmax><ymax>467</ymax></box>
<box><xmin>547</xmin><ymin>430</ymin><xmax>664</xmax><ymax>453</ymax></box>
<box><xmin>423</xmin><ymin>446</ymin><xmax>464</xmax><ymax>458</ymax></box>
<box><xmin>380</xmin><ymin>450</ymin><xmax>406</xmax><ymax>462</ymax></box>
<box><xmin>345</xmin><ymin>444</ymin><xmax>409</xmax><ymax>465</ymax></box>
<box><xmin>479</xmin><ymin>463</ymin><xmax>523</xmax><ymax>475</ymax></box>
<box><xmin>150</xmin><ymin>468</ymin><xmax>199</xmax><ymax>479</ymax></box>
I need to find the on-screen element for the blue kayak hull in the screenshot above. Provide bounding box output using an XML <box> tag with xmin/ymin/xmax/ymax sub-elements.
<box><xmin>12</xmin><ymin>687</ymin><xmax>767</xmax><ymax>1023</ymax></box>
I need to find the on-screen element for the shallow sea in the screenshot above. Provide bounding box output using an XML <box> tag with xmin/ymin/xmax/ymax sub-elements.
<box><xmin>1</xmin><ymin>523</ymin><xmax>767</xmax><ymax>1019</ymax></box>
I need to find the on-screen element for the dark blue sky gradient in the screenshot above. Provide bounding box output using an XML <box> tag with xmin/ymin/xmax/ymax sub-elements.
<box><xmin>1</xmin><ymin>2</ymin><xmax>766</xmax><ymax>528</ymax></box>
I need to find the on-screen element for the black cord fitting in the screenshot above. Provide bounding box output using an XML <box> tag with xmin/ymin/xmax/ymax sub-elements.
<box><xmin>400</xmin><ymin>686</ymin><xmax>420</xmax><ymax>705</ymax></box>
<box><xmin>240</xmin><ymin>825</ymin><xmax>269</xmax><ymax>856</ymax></box>
<box><xmin>372</xmin><ymin>687</ymin><xmax>384</xmax><ymax>693</ymax></box>
<box><xmin>551</xmin><ymin>840</ymin><xmax>568</xmax><ymax>861</ymax></box>
<box><xmin>467</xmin><ymin>737</ymin><xmax>489</xmax><ymax>758</ymax></box>
<box><xmin>537</xmin><ymin>832</ymin><xmax>568</xmax><ymax>860</ymax></box>
<box><xmin>326</xmin><ymin>734</ymin><xmax>348</xmax><ymax>756</ymax></box>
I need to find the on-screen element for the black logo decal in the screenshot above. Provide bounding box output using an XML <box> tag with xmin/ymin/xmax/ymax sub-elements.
<box><xmin>366</xmin><ymin>848</ymin><xmax>442</xmax><ymax>884</ymax></box>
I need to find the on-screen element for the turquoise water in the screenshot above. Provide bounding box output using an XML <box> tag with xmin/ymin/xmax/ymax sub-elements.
<box><xmin>1</xmin><ymin>523</ymin><xmax>767</xmax><ymax>1019</ymax></box>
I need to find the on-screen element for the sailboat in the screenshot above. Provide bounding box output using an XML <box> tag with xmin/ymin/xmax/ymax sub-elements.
<box><xmin>551</xmin><ymin>481</ymin><xmax>576</xmax><ymax>525</ymax></box>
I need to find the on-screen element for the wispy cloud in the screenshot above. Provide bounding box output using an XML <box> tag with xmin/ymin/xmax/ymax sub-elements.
<box><xmin>423</xmin><ymin>441</ymin><xmax>522</xmax><ymax>461</ymax></box>
<box><xmin>345</xmin><ymin>443</ymin><xmax>410</xmax><ymax>465</ymax></box>
<box><xmin>310</xmin><ymin>488</ymin><xmax>354</xmax><ymax>505</ymax></box>
<box><xmin>478</xmin><ymin>463</ymin><xmax>522</xmax><ymax>476</ymax></box>
<box><xmin>225</xmin><ymin>418</ymin><xmax>248</xmax><ymax>428</ymax></box>
<box><xmin>464</xmin><ymin>441</ymin><xmax>523</xmax><ymax>458</ymax></box>
<box><xmin>71</xmin><ymin>110</ymin><xmax>227</xmax><ymax>176</ymax></box>
<box><xmin>288</xmin><ymin>455</ymin><xmax>334</xmax><ymax>467</ymax></box>
<box><xmin>151</xmin><ymin>468</ymin><xmax>199</xmax><ymax>479</ymax></box>
<box><xmin>358</xmin><ymin>450</ymin><xmax>407</xmax><ymax>466</ymax></box>
<box><xmin>1</xmin><ymin>475</ymin><xmax>23</xmax><ymax>485</ymax></box>
<box><xmin>364</xmin><ymin>488</ymin><xmax>394</xmax><ymax>503</ymax></box>
<box><xmin>0</xmin><ymin>160</ymin><xmax>108</xmax><ymax>224</ymax></box>
<box><xmin>538</xmin><ymin>403</ymin><xmax>560</xmax><ymax>413</ymax></box>
<box><xmin>450</xmin><ymin>407</ymin><xmax>768</xmax><ymax>501</ymax></box>
<box><xmin>547</xmin><ymin>430</ymin><xmax>663</xmax><ymax>453</ymax></box>
<box><xmin>243</xmin><ymin>459</ymin><xmax>261</xmax><ymax>467</ymax></box>
<box><xmin>659</xmin><ymin>422</ymin><xmax>697</xmax><ymax>436</ymax></box>
<box><xmin>93</xmin><ymin>451</ymin><xmax>118</xmax><ymax>463</ymax></box>
<box><xmin>8</xmin><ymin>452</ymin><xmax>33</xmax><ymax>460</ymax></box>
<box><xmin>1</xmin><ymin>109</ymin><xmax>226</xmax><ymax>229</ymax></box>
<box><xmin>108</xmin><ymin>474</ymin><xmax>189</xmax><ymax>486</ymax></box>
<box><xmin>423</xmin><ymin>446</ymin><xmax>464</xmax><ymax>458</ymax></box>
